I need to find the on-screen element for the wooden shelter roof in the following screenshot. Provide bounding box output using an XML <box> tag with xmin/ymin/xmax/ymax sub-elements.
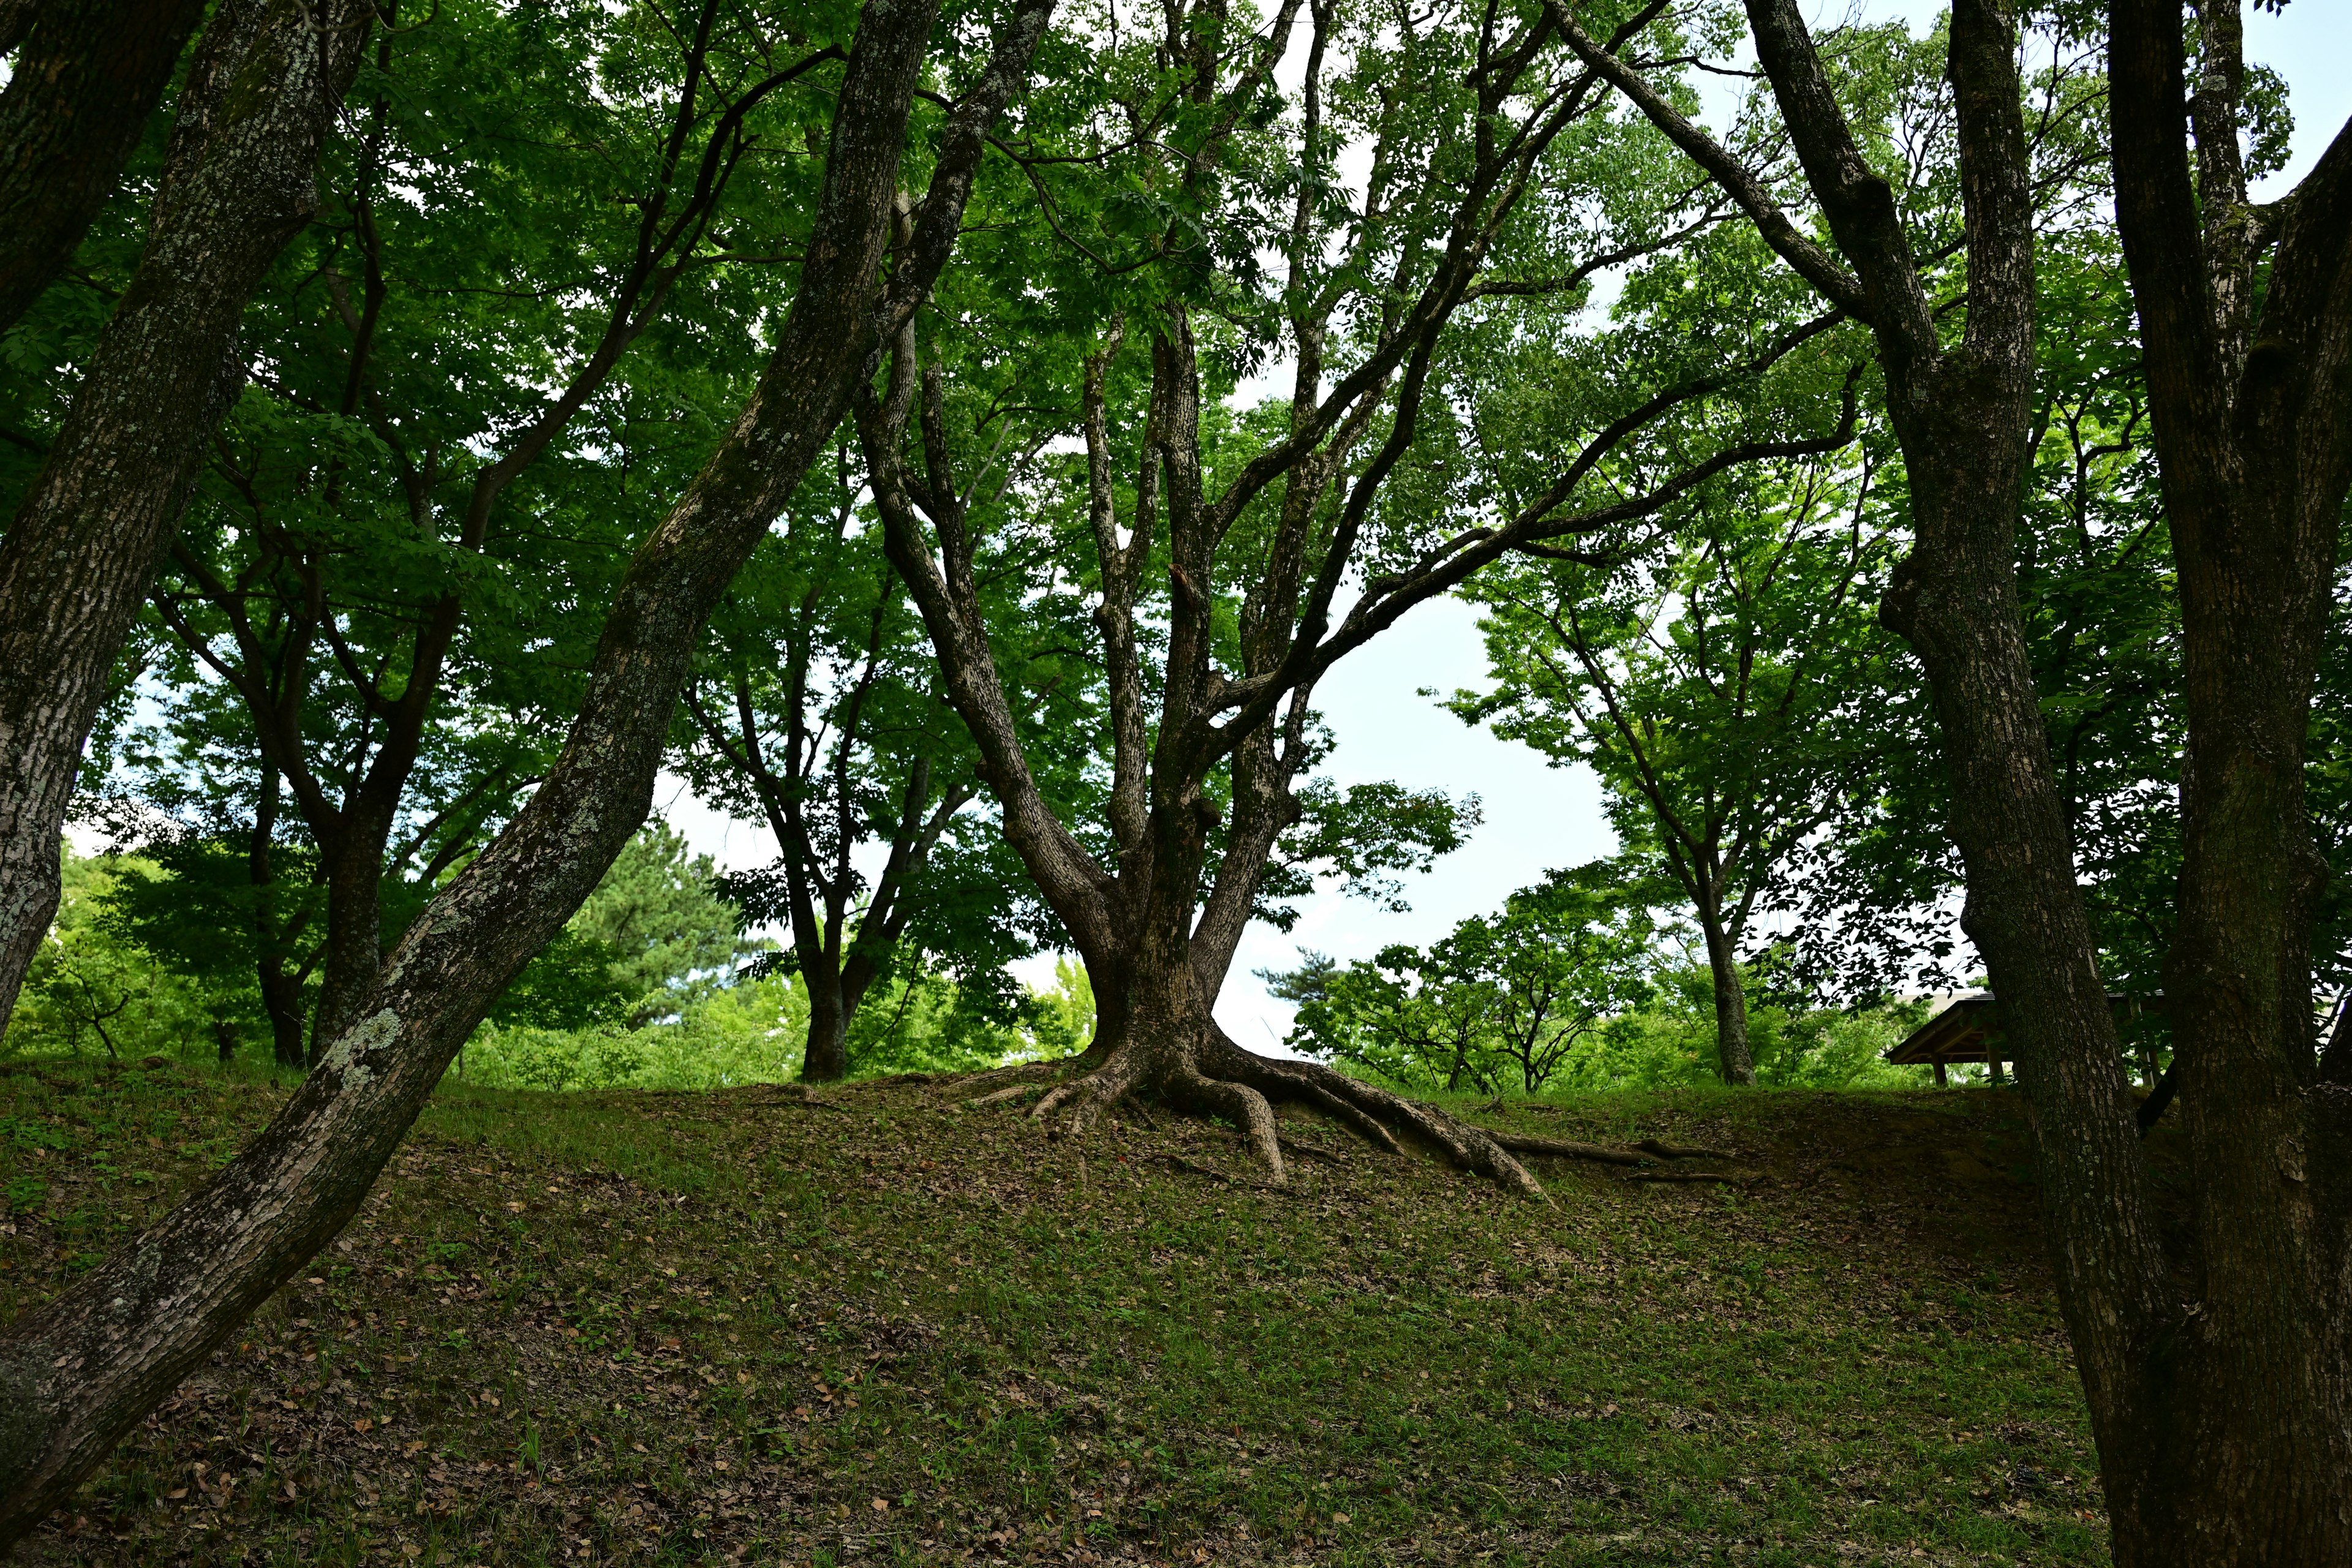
<box><xmin>1886</xmin><ymin>992</ymin><xmax>2166</xmax><ymax>1069</ymax></box>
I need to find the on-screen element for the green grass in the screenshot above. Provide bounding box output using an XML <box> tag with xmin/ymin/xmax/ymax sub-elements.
<box><xmin>1</xmin><ymin>1057</ymin><xmax>2116</xmax><ymax>1566</ymax></box>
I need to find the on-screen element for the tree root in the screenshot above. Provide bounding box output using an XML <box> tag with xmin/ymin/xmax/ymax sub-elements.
<box><xmin>965</xmin><ymin>1081</ymin><xmax>1051</xmax><ymax>1109</ymax></box>
<box><xmin>1102</xmin><ymin>1027</ymin><xmax>1548</xmax><ymax>1195</ymax></box>
<box><xmin>946</xmin><ymin>1059</ymin><xmax>1068</xmax><ymax>1098</ymax></box>
<box><xmin>1491</xmin><ymin>1133</ymin><xmax>1645</xmax><ymax>1166</ymax></box>
<box><xmin>1491</xmin><ymin>1133</ymin><xmax>1742</xmax><ymax>1166</ymax></box>
<box><xmin>1634</xmin><ymin>1139</ymin><xmax>1739</xmax><ymax>1161</ymax></box>
<box><xmin>1624</xmin><ymin>1169</ymin><xmax>1756</xmax><ymax>1186</ymax></box>
<box><xmin>947</xmin><ymin>1023</ymin><xmax>1752</xmax><ymax>1200</ymax></box>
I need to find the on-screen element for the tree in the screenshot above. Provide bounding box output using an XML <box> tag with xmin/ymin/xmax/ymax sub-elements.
<box><xmin>2081</xmin><ymin>0</ymin><xmax>2352</xmax><ymax>1553</ymax></box>
<box><xmin>0</xmin><ymin>0</ymin><xmax>208</xmax><ymax>333</ymax></box>
<box><xmin>861</xmin><ymin>0</ymin><xmax>1860</xmax><ymax>1186</ymax></box>
<box><xmin>140</xmin><ymin>0</ymin><xmax>823</xmax><ymax>1056</ymax></box>
<box><xmin>565</xmin><ymin>821</ymin><xmax>758</xmax><ymax>1023</ymax></box>
<box><xmin>1570</xmin><ymin>0</ymin><xmax>2352</xmax><ymax>1556</ymax></box>
<box><xmin>679</xmin><ymin>448</ymin><xmax>1079</xmax><ymax>1080</ymax></box>
<box><xmin>0</xmin><ymin>0</ymin><xmax>374</xmax><ymax>1035</ymax></box>
<box><xmin>0</xmin><ymin>0</ymin><xmax>1058</xmax><ymax>1536</ymax></box>
<box><xmin>1455</xmin><ymin>451</ymin><xmax>1893</xmax><ymax>1084</ymax></box>
<box><xmin>91</xmin><ymin>803</ymin><xmax>325</xmax><ymax>1068</ymax></box>
<box><xmin>1283</xmin><ymin>863</ymin><xmax>1657</xmax><ymax>1095</ymax></box>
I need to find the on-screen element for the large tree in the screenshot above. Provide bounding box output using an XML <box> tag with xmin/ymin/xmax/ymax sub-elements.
<box><xmin>2092</xmin><ymin>0</ymin><xmax>2352</xmax><ymax>1554</ymax></box>
<box><xmin>0</xmin><ymin>0</ymin><xmax>1058</xmax><ymax>1537</ymax></box>
<box><xmin>0</xmin><ymin>0</ymin><xmax>375</xmax><ymax>1034</ymax></box>
<box><xmin>1455</xmin><ymin>450</ymin><xmax>1892</xmax><ymax>1085</ymax></box>
<box><xmin>137</xmin><ymin>0</ymin><xmax>827</xmax><ymax>1058</ymax></box>
<box><xmin>860</xmin><ymin>0</ymin><xmax>1860</xmax><ymax>1182</ymax></box>
<box><xmin>679</xmin><ymin>444</ymin><xmax>1084</xmax><ymax>1080</ymax></box>
<box><xmin>1567</xmin><ymin>0</ymin><xmax>2352</xmax><ymax>1557</ymax></box>
<box><xmin>0</xmin><ymin>0</ymin><xmax>208</xmax><ymax>333</ymax></box>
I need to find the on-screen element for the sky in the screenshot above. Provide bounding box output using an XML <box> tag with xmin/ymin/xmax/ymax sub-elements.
<box><xmin>658</xmin><ymin>0</ymin><xmax>2352</xmax><ymax>1055</ymax></box>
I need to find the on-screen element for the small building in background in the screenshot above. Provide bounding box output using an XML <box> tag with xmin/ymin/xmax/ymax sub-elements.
<box><xmin>1886</xmin><ymin>992</ymin><xmax>2166</xmax><ymax>1086</ymax></box>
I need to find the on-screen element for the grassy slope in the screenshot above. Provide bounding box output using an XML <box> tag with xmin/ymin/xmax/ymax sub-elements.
<box><xmin>0</xmin><ymin>1058</ymin><xmax>2128</xmax><ymax>1567</ymax></box>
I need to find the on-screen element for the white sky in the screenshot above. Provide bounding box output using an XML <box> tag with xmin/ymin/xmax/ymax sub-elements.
<box><xmin>660</xmin><ymin>0</ymin><xmax>2352</xmax><ymax>1054</ymax></box>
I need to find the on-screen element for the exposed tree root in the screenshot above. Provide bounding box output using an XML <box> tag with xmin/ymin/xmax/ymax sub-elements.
<box><xmin>942</xmin><ymin>1025</ymin><xmax>1732</xmax><ymax>1198</ymax></box>
<box><xmin>1634</xmin><ymin>1139</ymin><xmax>1738</xmax><ymax>1161</ymax></box>
<box><xmin>1624</xmin><ymin>1169</ymin><xmax>1757</xmax><ymax>1186</ymax></box>
<box><xmin>1491</xmin><ymin>1133</ymin><xmax>1742</xmax><ymax>1166</ymax></box>
<box><xmin>994</xmin><ymin>1025</ymin><xmax>1547</xmax><ymax>1196</ymax></box>
<box><xmin>947</xmin><ymin>1059</ymin><xmax>1067</xmax><ymax>1098</ymax></box>
<box><xmin>1491</xmin><ymin>1133</ymin><xmax>1645</xmax><ymax>1166</ymax></box>
<box><xmin>965</xmin><ymin>1080</ymin><xmax>1051</xmax><ymax>1110</ymax></box>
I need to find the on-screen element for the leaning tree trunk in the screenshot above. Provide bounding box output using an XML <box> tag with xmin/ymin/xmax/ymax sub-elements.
<box><xmin>0</xmin><ymin>0</ymin><xmax>1058</xmax><ymax>1538</ymax></box>
<box><xmin>0</xmin><ymin>0</ymin><xmax>373</xmax><ymax>1036</ymax></box>
<box><xmin>0</xmin><ymin>0</ymin><xmax>209</xmax><ymax>333</ymax></box>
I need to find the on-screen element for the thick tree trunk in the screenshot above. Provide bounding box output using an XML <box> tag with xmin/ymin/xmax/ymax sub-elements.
<box><xmin>1697</xmin><ymin>908</ymin><xmax>1756</xmax><ymax>1085</ymax></box>
<box><xmin>1568</xmin><ymin>0</ymin><xmax>2193</xmax><ymax>1548</ymax></box>
<box><xmin>260</xmin><ymin>960</ymin><xmax>307</xmax><ymax>1071</ymax></box>
<box><xmin>0</xmin><ymin>0</ymin><xmax>208</xmax><ymax>333</ymax></box>
<box><xmin>311</xmin><ymin>824</ymin><xmax>391</xmax><ymax>1061</ymax></box>
<box><xmin>2097</xmin><ymin>1</ymin><xmax>2352</xmax><ymax>1556</ymax></box>
<box><xmin>0</xmin><ymin>0</ymin><xmax>372</xmax><ymax>1036</ymax></box>
<box><xmin>802</xmin><ymin>965</ymin><xmax>851</xmax><ymax>1084</ymax></box>
<box><xmin>0</xmin><ymin>0</ymin><xmax>1060</xmax><ymax>1535</ymax></box>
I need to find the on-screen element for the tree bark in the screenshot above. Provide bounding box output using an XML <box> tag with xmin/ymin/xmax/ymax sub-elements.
<box><xmin>2098</xmin><ymin>0</ymin><xmax>2352</xmax><ymax>1556</ymax></box>
<box><xmin>1566</xmin><ymin>1</ymin><xmax>2352</xmax><ymax>1559</ymax></box>
<box><xmin>247</xmin><ymin>759</ymin><xmax>312</xmax><ymax>1071</ymax></box>
<box><xmin>0</xmin><ymin>0</ymin><xmax>1056</xmax><ymax>1539</ymax></box>
<box><xmin>0</xmin><ymin>0</ymin><xmax>374</xmax><ymax>1038</ymax></box>
<box><xmin>0</xmin><ymin>0</ymin><xmax>209</xmax><ymax>333</ymax></box>
<box><xmin>1697</xmin><ymin>907</ymin><xmax>1757</xmax><ymax>1085</ymax></box>
<box><xmin>803</xmin><ymin>971</ymin><xmax>851</xmax><ymax>1083</ymax></box>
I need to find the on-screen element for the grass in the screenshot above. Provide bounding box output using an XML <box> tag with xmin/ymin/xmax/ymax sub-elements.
<box><xmin>0</xmin><ymin>1055</ymin><xmax>2121</xmax><ymax>1566</ymax></box>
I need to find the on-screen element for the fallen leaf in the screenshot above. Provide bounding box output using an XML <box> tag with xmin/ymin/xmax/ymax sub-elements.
<box><xmin>872</xmin><ymin>1498</ymin><xmax>889</xmax><ymax>1513</ymax></box>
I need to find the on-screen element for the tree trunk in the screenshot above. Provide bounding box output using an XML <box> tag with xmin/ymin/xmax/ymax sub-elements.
<box><xmin>0</xmin><ymin>0</ymin><xmax>209</xmax><ymax>333</ymax></box>
<box><xmin>0</xmin><ymin>0</ymin><xmax>372</xmax><ymax>1036</ymax></box>
<box><xmin>801</xmin><ymin>962</ymin><xmax>850</xmax><ymax>1084</ymax></box>
<box><xmin>247</xmin><ymin>764</ymin><xmax>311</xmax><ymax>1072</ymax></box>
<box><xmin>1697</xmin><ymin>907</ymin><xmax>1756</xmax><ymax>1085</ymax></box>
<box><xmin>2095</xmin><ymin>1</ymin><xmax>2352</xmax><ymax>1556</ymax></box>
<box><xmin>310</xmin><ymin>824</ymin><xmax>390</xmax><ymax>1062</ymax></box>
<box><xmin>0</xmin><ymin>0</ymin><xmax>1067</xmax><ymax>1535</ymax></box>
<box><xmin>260</xmin><ymin>961</ymin><xmax>307</xmax><ymax>1071</ymax></box>
<box><xmin>1557</xmin><ymin>3</ymin><xmax>2219</xmax><ymax>1550</ymax></box>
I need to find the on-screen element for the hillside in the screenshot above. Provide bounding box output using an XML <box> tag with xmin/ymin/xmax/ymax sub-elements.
<box><xmin>1</xmin><ymin>1060</ymin><xmax>2122</xmax><ymax>1566</ymax></box>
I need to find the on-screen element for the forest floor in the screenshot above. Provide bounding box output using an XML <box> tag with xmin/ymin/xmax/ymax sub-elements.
<box><xmin>0</xmin><ymin>1057</ymin><xmax>2157</xmax><ymax>1567</ymax></box>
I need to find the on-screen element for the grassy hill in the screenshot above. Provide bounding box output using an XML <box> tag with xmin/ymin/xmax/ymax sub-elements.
<box><xmin>1</xmin><ymin>1058</ymin><xmax>2120</xmax><ymax>1566</ymax></box>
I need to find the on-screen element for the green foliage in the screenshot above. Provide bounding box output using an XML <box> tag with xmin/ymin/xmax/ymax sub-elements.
<box><xmin>565</xmin><ymin>822</ymin><xmax>761</xmax><ymax>1023</ymax></box>
<box><xmin>5</xmin><ymin>851</ymin><xmax>225</xmax><ymax>1063</ymax></box>
<box><xmin>1456</xmin><ymin>453</ymin><xmax>1899</xmax><ymax>1038</ymax></box>
<box><xmin>1602</xmin><ymin>955</ymin><xmax>1931</xmax><ymax>1091</ymax></box>
<box><xmin>1277</xmin><ymin>862</ymin><xmax>1660</xmax><ymax>1094</ymax></box>
<box><xmin>462</xmin><ymin>973</ymin><xmax>812</xmax><ymax>1092</ymax></box>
